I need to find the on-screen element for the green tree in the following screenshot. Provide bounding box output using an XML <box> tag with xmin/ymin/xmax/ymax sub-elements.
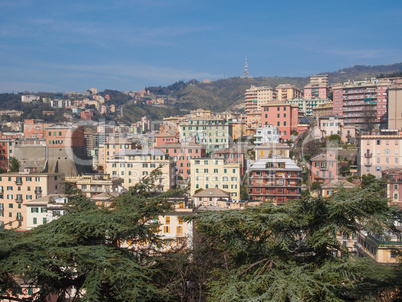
<box><xmin>240</xmin><ymin>185</ymin><xmax>249</xmax><ymax>201</ymax></box>
<box><xmin>193</xmin><ymin>180</ymin><xmax>401</xmax><ymax>301</ymax></box>
<box><xmin>0</xmin><ymin>172</ymin><xmax>181</xmax><ymax>301</ymax></box>
<box><xmin>9</xmin><ymin>157</ymin><xmax>19</xmax><ymax>172</ymax></box>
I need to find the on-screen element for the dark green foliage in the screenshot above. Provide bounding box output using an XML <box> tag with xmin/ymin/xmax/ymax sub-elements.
<box><xmin>240</xmin><ymin>185</ymin><xmax>249</xmax><ymax>201</ymax></box>
<box><xmin>0</xmin><ymin>173</ymin><xmax>181</xmax><ymax>301</ymax></box>
<box><xmin>9</xmin><ymin>157</ymin><xmax>19</xmax><ymax>172</ymax></box>
<box><xmin>193</xmin><ymin>180</ymin><xmax>401</xmax><ymax>301</ymax></box>
<box><xmin>328</xmin><ymin>134</ymin><xmax>341</xmax><ymax>142</ymax></box>
<box><xmin>311</xmin><ymin>181</ymin><xmax>322</xmax><ymax>190</ymax></box>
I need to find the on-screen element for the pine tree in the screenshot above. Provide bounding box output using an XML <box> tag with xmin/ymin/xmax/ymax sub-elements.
<box><xmin>0</xmin><ymin>172</ymin><xmax>181</xmax><ymax>301</ymax></box>
<box><xmin>193</xmin><ymin>179</ymin><xmax>402</xmax><ymax>301</ymax></box>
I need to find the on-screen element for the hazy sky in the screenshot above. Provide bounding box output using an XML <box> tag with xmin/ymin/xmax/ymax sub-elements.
<box><xmin>1</xmin><ymin>0</ymin><xmax>401</xmax><ymax>93</ymax></box>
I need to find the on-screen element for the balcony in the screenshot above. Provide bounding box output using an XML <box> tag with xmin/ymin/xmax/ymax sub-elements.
<box><xmin>364</xmin><ymin>153</ymin><xmax>372</xmax><ymax>158</ymax></box>
<box><xmin>365</xmin><ymin>163</ymin><xmax>372</xmax><ymax>167</ymax></box>
<box><xmin>320</xmin><ymin>167</ymin><xmax>328</xmax><ymax>171</ymax></box>
<box><xmin>35</xmin><ymin>188</ymin><xmax>42</xmax><ymax>194</ymax></box>
<box><xmin>15</xmin><ymin>197</ymin><xmax>23</xmax><ymax>203</ymax></box>
<box><xmin>17</xmin><ymin>216</ymin><xmax>23</xmax><ymax>221</ymax></box>
<box><xmin>15</xmin><ymin>180</ymin><xmax>23</xmax><ymax>185</ymax></box>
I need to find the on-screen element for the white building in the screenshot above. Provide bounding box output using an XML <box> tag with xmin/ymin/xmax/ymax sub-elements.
<box><xmin>254</xmin><ymin>125</ymin><xmax>280</xmax><ymax>145</ymax></box>
<box><xmin>26</xmin><ymin>194</ymin><xmax>68</xmax><ymax>230</ymax></box>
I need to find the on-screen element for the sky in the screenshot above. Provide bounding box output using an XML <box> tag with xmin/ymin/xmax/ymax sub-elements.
<box><xmin>0</xmin><ymin>0</ymin><xmax>402</xmax><ymax>93</ymax></box>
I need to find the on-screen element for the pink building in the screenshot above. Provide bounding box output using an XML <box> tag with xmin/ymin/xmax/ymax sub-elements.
<box><xmin>304</xmin><ymin>84</ymin><xmax>328</xmax><ymax>99</ymax></box>
<box><xmin>155</xmin><ymin>133</ymin><xmax>179</xmax><ymax>146</ymax></box>
<box><xmin>332</xmin><ymin>78</ymin><xmax>391</xmax><ymax>127</ymax></box>
<box><xmin>212</xmin><ymin>147</ymin><xmax>246</xmax><ymax>177</ymax></box>
<box><xmin>304</xmin><ymin>75</ymin><xmax>329</xmax><ymax>100</ymax></box>
<box><xmin>155</xmin><ymin>143</ymin><xmax>206</xmax><ymax>181</ymax></box>
<box><xmin>382</xmin><ymin>169</ymin><xmax>402</xmax><ymax>207</ymax></box>
<box><xmin>357</xmin><ymin>130</ymin><xmax>402</xmax><ymax>178</ymax></box>
<box><xmin>320</xmin><ymin>178</ymin><xmax>356</xmax><ymax>198</ymax></box>
<box><xmin>261</xmin><ymin>101</ymin><xmax>299</xmax><ymax>141</ymax></box>
<box><xmin>310</xmin><ymin>153</ymin><xmax>338</xmax><ymax>184</ymax></box>
<box><xmin>80</xmin><ymin>110</ymin><xmax>94</xmax><ymax>121</ymax></box>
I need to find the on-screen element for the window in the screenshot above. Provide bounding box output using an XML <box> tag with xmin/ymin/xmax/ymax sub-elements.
<box><xmin>33</xmin><ymin>217</ymin><xmax>37</xmax><ymax>225</ymax></box>
<box><xmin>165</xmin><ymin>216</ymin><xmax>170</xmax><ymax>224</ymax></box>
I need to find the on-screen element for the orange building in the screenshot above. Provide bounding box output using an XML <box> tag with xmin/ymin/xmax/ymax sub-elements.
<box><xmin>24</xmin><ymin>119</ymin><xmax>51</xmax><ymax>139</ymax></box>
<box><xmin>0</xmin><ymin>172</ymin><xmax>64</xmax><ymax>230</ymax></box>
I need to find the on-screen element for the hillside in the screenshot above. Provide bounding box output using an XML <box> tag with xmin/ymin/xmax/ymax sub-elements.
<box><xmin>145</xmin><ymin>62</ymin><xmax>402</xmax><ymax>112</ymax></box>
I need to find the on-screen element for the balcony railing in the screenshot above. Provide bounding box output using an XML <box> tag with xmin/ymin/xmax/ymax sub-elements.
<box><xmin>15</xmin><ymin>198</ymin><xmax>23</xmax><ymax>203</ymax></box>
<box><xmin>17</xmin><ymin>216</ymin><xmax>23</xmax><ymax>221</ymax></box>
<box><xmin>364</xmin><ymin>153</ymin><xmax>372</xmax><ymax>158</ymax></box>
<box><xmin>15</xmin><ymin>180</ymin><xmax>23</xmax><ymax>185</ymax></box>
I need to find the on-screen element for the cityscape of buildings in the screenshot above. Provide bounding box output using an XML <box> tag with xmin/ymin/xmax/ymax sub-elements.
<box><xmin>1</xmin><ymin>73</ymin><xmax>402</xmax><ymax>299</ymax></box>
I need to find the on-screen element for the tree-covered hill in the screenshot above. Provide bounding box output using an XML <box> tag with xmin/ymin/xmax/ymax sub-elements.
<box><xmin>145</xmin><ymin>62</ymin><xmax>402</xmax><ymax>112</ymax></box>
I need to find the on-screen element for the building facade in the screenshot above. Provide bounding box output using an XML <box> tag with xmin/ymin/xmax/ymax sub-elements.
<box><xmin>276</xmin><ymin>84</ymin><xmax>303</xmax><ymax>101</ymax></box>
<box><xmin>261</xmin><ymin>102</ymin><xmax>299</xmax><ymax>141</ymax></box>
<box><xmin>190</xmin><ymin>158</ymin><xmax>241</xmax><ymax>198</ymax></box>
<box><xmin>245</xmin><ymin>85</ymin><xmax>277</xmax><ymax>114</ymax></box>
<box><xmin>357</xmin><ymin>130</ymin><xmax>402</xmax><ymax>178</ymax></box>
<box><xmin>332</xmin><ymin>78</ymin><xmax>391</xmax><ymax>127</ymax></box>
<box><xmin>249</xmin><ymin>158</ymin><xmax>302</xmax><ymax>205</ymax></box>
<box><xmin>0</xmin><ymin>172</ymin><xmax>64</xmax><ymax>230</ymax></box>
<box><xmin>179</xmin><ymin>118</ymin><xmax>232</xmax><ymax>153</ymax></box>
<box><xmin>155</xmin><ymin>143</ymin><xmax>206</xmax><ymax>181</ymax></box>
<box><xmin>106</xmin><ymin>149</ymin><xmax>174</xmax><ymax>191</ymax></box>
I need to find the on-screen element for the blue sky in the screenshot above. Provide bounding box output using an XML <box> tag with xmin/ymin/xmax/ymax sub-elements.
<box><xmin>0</xmin><ymin>0</ymin><xmax>401</xmax><ymax>93</ymax></box>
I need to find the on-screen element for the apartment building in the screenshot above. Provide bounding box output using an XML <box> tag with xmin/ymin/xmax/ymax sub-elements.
<box><xmin>0</xmin><ymin>172</ymin><xmax>64</xmax><ymax>230</ymax></box>
<box><xmin>229</xmin><ymin>120</ymin><xmax>247</xmax><ymax>141</ymax></box>
<box><xmin>45</xmin><ymin>124</ymin><xmax>93</xmax><ymax>176</ymax></box>
<box><xmin>310</xmin><ymin>153</ymin><xmax>338</xmax><ymax>184</ymax></box>
<box><xmin>179</xmin><ymin>117</ymin><xmax>232</xmax><ymax>153</ymax></box>
<box><xmin>254</xmin><ymin>142</ymin><xmax>291</xmax><ymax>161</ymax></box>
<box><xmin>312</xmin><ymin>102</ymin><xmax>333</xmax><ymax>118</ymax></box>
<box><xmin>154</xmin><ymin>143</ymin><xmax>206</xmax><ymax>181</ymax></box>
<box><xmin>357</xmin><ymin>129</ymin><xmax>402</xmax><ymax>178</ymax></box>
<box><xmin>106</xmin><ymin>149</ymin><xmax>174</xmax><ymax>191</ymax></box>
<box><xmin>155</xmin><ymin>133</ymin><xmax>179</xmax><ymax>146</ymax></box>
<box><xmin>190</xmin><ymin>158</ymin><xmax>241</xmax><ymax>198</ymax></box>
<box><xmin>332</xmin><ymin>78</ymin><xmax>391</xmax><ymax>127</ymax></box>
<box><xmin>276</xmin><ymin>84</ymin><xmax>303</xmax><ymax>101</ymax></box>
<box><xmin>98</xmin><ymin>137</ymin><xmax>140</xmax><ymax>170</ymax></box>
<box><xmin>245</xmin><ymin>85</ymin><xmax>277</xmax><ymax>114</ymax></box>
<box><xmin>23</xmin><ymin>119</ymin><xmax>51</xmax><ymax>139</ymax></box>
<box><xmin>212</xmin><ymin>147</ymin><xmax>246</xmax><ymax>177</ymax></box>
<box><xmin>285</xmin><ymin>98</ymin><xmax>329</xmax><ymax>116</ymax></box>
<box><xmin>321</xmin><ymin>178</ymin><xmax>356</xmax><ymax>198</ymax></box>
<box><xmin>25</xmin><ymin>194</ymin><xmax>68</xmax><ymax>230</ymax></box>
<box><xmin>357</xmin><ymin>230</ymin><xmax>402</xmax><ymax>264</ymax></box>
<box><xmin>382</xmin><ymin>169</ymin><xmax>402</xmax><ymax>207</ymax></box>
<box><xmin>66</xmin><ymin>174</ymin><xmax>124</xmax><ymax>198</ymax></box>
<box><xmin>387</xmin><ymin>79</ymin><xmax>402</xmax><ymax>130</ymax></box>
<box><xmin>254</xmin><ymin>125</ymin><xmax>280</xmax><ymax>146</ymax></box>
<box><xmin>249</xmin><ymin>158</ymin><xmax>302</xmax><ymax>205</ymax></box>
<box><xmin>261</xmin><ymin>102</ymin><xmax>299</xmax><ymax>141</ymax></box>
<box><xmin>304</xmin><ymin>75</ymin><xmax>329</xmax><ymax>100</ymax></box>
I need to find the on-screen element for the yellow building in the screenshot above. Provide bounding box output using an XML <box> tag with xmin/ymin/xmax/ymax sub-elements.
<box><xmin>106</xmin><ymin>149</ymin><xmax>174</xmax><ymax>191</ymax></box>
<box><xmin>66</xmin><ymin>174</ymin><xmax>123</xmax><ymax>198</ymax></box>
<box><xmin>0</xmin><ymin>172</ymin><xmax>64</xmax><ymax>230</ymax></box>
<box><xmin>190</xmin><ymin>158</ymin><xmax>240</xmax><ymax>198</ymax></box>
<box><xmin>98</xmin><ymin>137</ymin><xmax>140</xmax><ymax>170</ymax></box>
<box><xmin>357</xmin><ymin>231</ymin><xmax>402</xmax><ymax>264</ymax></box>
<box><xmin>230</xmin><ymin>121</ymin><xmax>247</xmax><ymax>140</ymax></box>
<box><xmin>276</xmin><ymin>84</ymin><xmax>303</xmax><ymax>101</ymax></box>
<box><xmin>245</xmin><ymin>85</ymin><xmax>277</xmax><ymax>114</ymax></box>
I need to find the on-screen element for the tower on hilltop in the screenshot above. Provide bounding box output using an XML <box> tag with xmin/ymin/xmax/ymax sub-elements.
<box><xmin>242</xmin><ymin>56</ymin><xmax>252</xmax><ymax>78</ymax></box>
